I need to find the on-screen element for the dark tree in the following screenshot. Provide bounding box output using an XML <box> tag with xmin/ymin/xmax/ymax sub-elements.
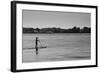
<box><xmin>81</xmin><ymin>27</ymin><xmax>91</xmax><ymax>33</ymax></box>
<box><xmin>36</xmin><ymin>28</ymin><xmax>40</xmax><ymax>33</ymax></box>
<box><xmin>23</xmin><ymin>28</ymin><xmax>34</xmax><ymax>33</ymax></box>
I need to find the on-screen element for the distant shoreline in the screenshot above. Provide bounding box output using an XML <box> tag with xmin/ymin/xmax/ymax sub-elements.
<box><xmin>23</xmin><ymin>32</ymin><xmax>91</xmax><ymax>34</ymax></box>
<box><xmin>23</xmin><ymin>26</ymin><xmax>91</xmax><ymax>33</ymax></box>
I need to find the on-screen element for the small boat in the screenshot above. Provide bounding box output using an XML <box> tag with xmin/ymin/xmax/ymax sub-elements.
<box><xmin>38</xmin><ymin>46</ymin><xmax>47</xmax><ymax>49</ymax></box>
<box><xmin>24</xmin><ymin>46</ymin><xmax>47</xmax><ymax>49</ymax></box>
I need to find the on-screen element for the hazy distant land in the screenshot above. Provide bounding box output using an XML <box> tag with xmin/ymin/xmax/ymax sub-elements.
<box><xmin>23</xmin><ymin>26</ymin><xmax>91</xmax><ymax>34</ymax></box>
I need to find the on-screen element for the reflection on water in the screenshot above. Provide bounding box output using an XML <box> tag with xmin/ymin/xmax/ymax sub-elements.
<box><xmin>22</xmin><ymin>33</ymin><xmax>91</xmax><ymax>63</ymax></box>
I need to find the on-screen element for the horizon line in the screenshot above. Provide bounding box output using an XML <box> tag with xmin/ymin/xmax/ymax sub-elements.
<box><xmin>22</xmin><ymin>26</ymin><xmax>91</xmax><ymax>29</ymax></box>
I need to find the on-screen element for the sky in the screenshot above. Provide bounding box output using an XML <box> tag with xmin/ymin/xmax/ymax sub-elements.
<box><xmin>22</xmin><ymin>10</ymin><xmax>91</xmax><ymax>29</ymax></box>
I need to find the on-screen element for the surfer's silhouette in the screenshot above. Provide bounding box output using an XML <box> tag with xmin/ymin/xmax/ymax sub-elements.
<box><xmin>35</xmin><ymin>37</ymin><xmax>38</xmax><ymax>55</ymax></box>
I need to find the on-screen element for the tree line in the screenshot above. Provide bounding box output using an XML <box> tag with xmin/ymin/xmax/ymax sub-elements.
<box><xmin>23</xmin><ymin>26</ymin><xmax>91</xmax><ymax>33</ymax></box>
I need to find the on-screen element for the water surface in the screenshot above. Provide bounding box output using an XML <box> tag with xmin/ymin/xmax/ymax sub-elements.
<box><xmin>22</xmin><ymin>33</ymin><xmax>91</xmax><ymax>63</ymax></box>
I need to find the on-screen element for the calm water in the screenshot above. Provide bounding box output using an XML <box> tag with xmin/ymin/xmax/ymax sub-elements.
<box><xmin>22</xmin><ymin>33</ymin><xmax>91</xmax><ymax>63</ymax></box>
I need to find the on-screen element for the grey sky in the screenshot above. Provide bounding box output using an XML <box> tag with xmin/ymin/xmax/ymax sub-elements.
<box><xmin>23</xmin><ymin>10</ymin><xmax>91</xmax><ymax>29</ymax></box>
